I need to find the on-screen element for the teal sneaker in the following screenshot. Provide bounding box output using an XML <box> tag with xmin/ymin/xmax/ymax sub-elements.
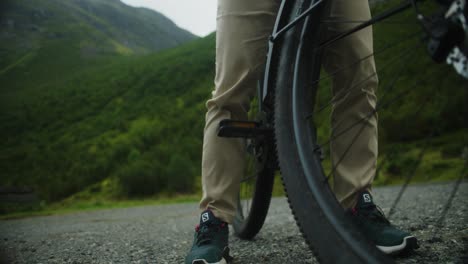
<box><xmin>349</xmin><ymin>191</ymin><xmax>419</xmax><ymax>255</ymax></box>
<box><xmin>185</xmin><ymin>210</ymin><xmax>232</xmax><ymax>264</ymax></box>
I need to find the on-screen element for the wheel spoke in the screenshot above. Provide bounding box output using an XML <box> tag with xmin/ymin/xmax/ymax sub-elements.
<box><xmin>321</xmin><ymin>19</ymin><xmax>418</xmax><ymax>25</ymax></box>
<box><xmin>311</xmin><ymin>38</ymin><xmax>421</xmax><ymax>116</ymax></box>
<box><xmin>323</xmin><ymin>64</ymin><xmax>451</xmax><ymax>182</ymax></box>
<box><xmin>436</xmin><ymin>160</ymin><xmax>467</xmax><ymax>227</ymax></box>
<box><xmin>384</xmin><ymin>89</ymin><xmax>451</xmax><ymax>218</ymax></box>
<box><xmin>321</xmin><ymin>2</ymin><xmax>413</xmax><ymax>48</ymax></box>
<box><xmin>241</xmin><ymin>175</ymin><xmax>257</xmax><ymax>183</ymax></box>
<box><xmin>316</xmin><ymin>47</ymin><xmax>432</xmax><ymax>151</ymax></box>
<box><xmin>387</xmin><ymin>133</ymin><xmax>434</xmax><ymax>218</ymax></box>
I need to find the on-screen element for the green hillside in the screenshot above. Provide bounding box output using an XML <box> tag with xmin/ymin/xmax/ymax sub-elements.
<box><xmin>0</xmin><ymin>0</ymin><xmax>195</xmax><ymax>95</ymax></box>
<box><xmin>0</xmin><ymin>0</ymin><xmax>466</xmax><ymax>214</ymax></box>
<box><xmin>0</xmin><ymin>0</ymin><xmax>204</xmax><ymax>206</ymax></box>
<box><xmin>1</xmin><ymin>34</ymin><xmax>215</xmax><ymax>202</ymax></box>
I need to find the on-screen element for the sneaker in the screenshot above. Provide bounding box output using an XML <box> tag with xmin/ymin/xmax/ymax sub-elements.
<box><xmin>349</xmin><ymin>191</ymin><xmax>419</xmax><ymax>255</ymax></box>
<box><xmin>185</xmin><ymin>210</ymin><xmax>232</xmax><ymax>264</ymax></box>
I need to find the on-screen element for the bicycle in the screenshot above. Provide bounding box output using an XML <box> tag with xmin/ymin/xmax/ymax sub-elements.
<box><xmin>218</xmin><ymin>0</ymin><xmax>467</xmax><ymax>263</ymax></box>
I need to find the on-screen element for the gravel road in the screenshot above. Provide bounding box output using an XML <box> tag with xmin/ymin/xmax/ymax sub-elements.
<box><xmin>1</xmin><ymin>182</ymin><xmax>467</xmax><ymax>264</ymax></box>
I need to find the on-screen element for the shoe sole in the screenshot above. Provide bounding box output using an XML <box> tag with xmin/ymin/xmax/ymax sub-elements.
<box><xmin>191</xmin><ymin>247</ymin><xmax>232</xmax><ymax>264</ymax></box>
<box><xmin>377</xmin><ymin>236</ymin><xmax>419</xmax><ymax>255</ymax></box>
<box><xmin>192</xmin><ymin>258</ymin><xmax>227</xmax><ymax>264</ymax></box>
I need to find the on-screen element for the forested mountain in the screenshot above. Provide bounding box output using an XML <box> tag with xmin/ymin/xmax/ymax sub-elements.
<box><xmin>0</xmin><ymin>0</ymin><xmax>204</xmax><ymax>203</ymax></box>
<box><xmin>0</xmin><ymin>0</ymin><xmax>466</xmax><ymax>210</ymax></box>
<box><xmin>1</xmin><ymin>34</ymin><xmax>215</xmax><ymax>202</ymax></box>
<box><xmin>0</xmin><ymin>0</ymin><xmax>195</xmax><ymax>93</ymax></box>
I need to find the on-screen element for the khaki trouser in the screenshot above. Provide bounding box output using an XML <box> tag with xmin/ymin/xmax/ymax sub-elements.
<box><xmin>200</xmin><ymin>0</ymin><xmax>378</xmax><ymax>223</ymax></box>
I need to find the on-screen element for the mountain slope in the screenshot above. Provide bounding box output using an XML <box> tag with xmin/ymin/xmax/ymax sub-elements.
<box><xmin>1</xmin><ymin>28</ymin><xmax>466</xmax><ymax>204</ymax></box>
<box><xmin>0</xmin><ymin>0</ymin><xmax>466</xmax><ymax>208</ymax></box>
<box><xmin>1</xmin><ymin>34</ymin><xmax>216</xmax><ymax>202</ymax></box>
<box><xmin>0</xmin><ymin>0</ymin><xmax>196</xmax><ymax>94</ymax></box>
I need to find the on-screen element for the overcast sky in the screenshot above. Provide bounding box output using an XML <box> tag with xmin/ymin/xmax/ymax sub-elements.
<box><xmin>120</xmin><ymin>0</ymin><xmax>217</xmax><ymax>37</ymax></box>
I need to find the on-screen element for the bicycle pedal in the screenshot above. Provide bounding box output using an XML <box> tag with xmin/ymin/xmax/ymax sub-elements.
<box><xmin>217</xmin><ymin>119</ymin><xmax>272</xmax><ymax>138</ymax></box>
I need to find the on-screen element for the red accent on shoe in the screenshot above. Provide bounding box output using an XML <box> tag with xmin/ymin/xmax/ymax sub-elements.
<box><xmin>195</xmin><ymin>224</ymin><xmax>200</xmax><ymax>232</ymax></box>
<box><xmin>351</xmin><ymin>207</ymin><xmax>358</xmax><ymax>215</ymax></box>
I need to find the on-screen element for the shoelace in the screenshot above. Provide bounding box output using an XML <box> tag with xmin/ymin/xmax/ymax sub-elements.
<box><xmin>194</xmin><ymin>223</ymin><xmax>225</xmax><ymax>246</ymax></box>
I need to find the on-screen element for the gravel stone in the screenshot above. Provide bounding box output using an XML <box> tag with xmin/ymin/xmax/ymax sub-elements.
<box><xmin>0</xmin><ymin>182</ymin><xmax>466</xmax><ymax>263</ymax></box>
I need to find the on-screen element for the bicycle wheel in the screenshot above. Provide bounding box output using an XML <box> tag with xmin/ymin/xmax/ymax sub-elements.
<box><xmin>232</xmin><ymin>95</ymin><xmax>276</xmax><ymax>239</ymax></box>
<box><xmin>270</xmin><ymin>0</ymin><xmax>467</xmax><ymax>263</ymax></box>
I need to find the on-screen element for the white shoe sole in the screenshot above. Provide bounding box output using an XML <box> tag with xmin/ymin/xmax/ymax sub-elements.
<box><xmin>191</xmin><ymin>246</ymin><xmax>231</xmax><ymax>264</ymax></box>
<box><xmin>377</xmin><ymin>236</ymin><xmax>418</xmax><ymax>254</ymax></box>
<box><xmin>192</xmin><ymin>258</ymin><xmax>227</xmax><ymax>264</ymax></box>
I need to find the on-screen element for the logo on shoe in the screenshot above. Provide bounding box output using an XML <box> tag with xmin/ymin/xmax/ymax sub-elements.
<box><xmin>202</xmin><ymin>212</ymin><xmax>210</xmax><ymax>223</ymax></box>
<box><xmin>363</xmin><ymin>193</ymin><xmax>372</xmax><ymax>203</ymax></box>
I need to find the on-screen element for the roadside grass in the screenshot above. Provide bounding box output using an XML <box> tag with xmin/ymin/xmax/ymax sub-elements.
<box><xmin>0</xmin><ymin>193</ymin><xmax>200</xmax><ymax>220</ymax></box>
<box><xmin>374</xmin><ymin>130</ymin><xmax>467</xmax><ymax>186</ymax></box>
<box><xmin>0</xmin><ymin>176</ymin><xmax>203</xmax><ymax>220</ymax></box>
<box><xmin>272</xmin><ymin>130</ymin><xmax>466</xmax><ymax>196</ymax></box>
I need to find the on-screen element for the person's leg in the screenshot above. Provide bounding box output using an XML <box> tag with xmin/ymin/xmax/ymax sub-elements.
<box><xmin>322</xmin><ymin>2</ymin><xmax>418</xmax><ymax>254</ymax></box>
<box><xmin>321</xmin><ymin>0</ymin><xmax>379</xmax><ymax>209</ymax></box>
<box><xmin>200</xmin><ymin>0</ymin><xmax>279</xmax><ymax>224</ymax></box>
<box><xmin>186</xmin><ymin>1</ymin><xmax>279</xmax><ymax>263</ymax></box>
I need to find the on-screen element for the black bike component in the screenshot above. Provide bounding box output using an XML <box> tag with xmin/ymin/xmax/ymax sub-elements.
<box><xmin>233</xmin><ymin>136</ymin><xmax>275</xmax><ymax>239</ymax></box>
<box><xmin>231</xmin><ymin>124</ymin><xmax>276</xmax><ymax>239</ymax></box>
<box><xmin>217</xmin><ymin>119</ymin><xmax>273</xmax><ymax>138</ymax></box>
<box><xmin>270</xmin><ymin>0</ymin><xmax>324</xmax><ymax>42</ymax></box>
<box><xmin>426</xmin><ymin>12</ymin><xmax>465</xmax><ymax>62</ymax></box>
<box><xmin>262</xmin><ymin>0</ymin><xmax>292</xmax><ymax>103</ymax></box>
<box><xmin>270</xmin><ymin>0</ymin><xmax>402</xmax><ymax>263</ymax></box>
<box><xmin>272</xmin><ymin>0</ymin><xmax>390</xmax><ymax>262</ymax></box>
<box><xmin>226</xmin><ymin>85</ymin><xmax>276</xmax><ymax>239</ymax></box>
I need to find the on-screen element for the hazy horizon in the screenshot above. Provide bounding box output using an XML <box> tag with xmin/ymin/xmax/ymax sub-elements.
<box><xmin>120</xmin><ymin>0</ymin><xmax>217</xmax><ymax>37</ymax></box>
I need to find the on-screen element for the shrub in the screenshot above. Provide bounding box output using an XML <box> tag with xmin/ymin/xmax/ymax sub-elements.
<box><xmin>116</xmin><ymin>160</ymin><xmax>163</xmax><ymax>197</ymax></box>
<box><xmin>165</xmin><ymin>153</ymin><xmax>195</xmax><ymax>193</ymax></box>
